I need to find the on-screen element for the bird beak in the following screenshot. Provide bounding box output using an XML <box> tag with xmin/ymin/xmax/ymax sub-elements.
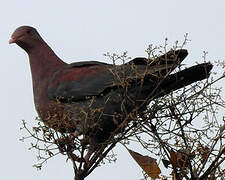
<box><xmin>9</xmin><ymin>37</ymin><xmax>16</xmax><ymax>44</ymax></box>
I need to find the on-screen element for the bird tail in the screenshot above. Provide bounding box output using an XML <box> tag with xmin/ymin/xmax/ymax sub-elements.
<box><xmin>129</xmin><ymin>49</ymin><xmax>188</xmax><ymax>77</ymax></box>
<box><xmin>152</xmin><ymin>62</ymin><xmax>213</xmax><ymax>99</ymax></box>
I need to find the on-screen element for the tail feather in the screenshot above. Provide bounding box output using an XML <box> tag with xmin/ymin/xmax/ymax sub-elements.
<box><xmin>123</xmin><ymin>49</ymin><xmax>189</xmax><ymax>85</ymax></box>
<box><xmin>155</xmin><ymin>62</ymin><xmax>213</xmax><ymax>98</ymax></box>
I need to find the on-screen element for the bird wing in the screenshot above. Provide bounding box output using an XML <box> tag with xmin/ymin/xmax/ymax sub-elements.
<box><xmin>48</xmin><ymin>49</ymin><xmax>188</xmax><ymax>102</ymax></box>
<box><xmin>48</xmin><ymin>61</ymin><xmax>116</xmax><ymax>102</ymax></box>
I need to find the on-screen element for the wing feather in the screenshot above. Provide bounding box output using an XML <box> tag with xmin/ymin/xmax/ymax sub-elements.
<box><xmin>48</xmin><ymin>49</ymin><xmax>188</xmax><ymax>102</ymax></box>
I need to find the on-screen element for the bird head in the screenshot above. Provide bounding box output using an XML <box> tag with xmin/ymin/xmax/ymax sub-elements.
<box><xmin>9</xmin><ymin>26</ymin><xmax>43</xmax><ymax>53</ymax></box>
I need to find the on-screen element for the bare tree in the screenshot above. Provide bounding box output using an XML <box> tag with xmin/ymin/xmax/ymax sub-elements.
<box><xmin>20</xmin><ymin>38</ymin><xmax>225</xmax><ymax>180</ymax></box>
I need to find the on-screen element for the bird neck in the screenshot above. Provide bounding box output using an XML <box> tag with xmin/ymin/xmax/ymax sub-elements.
<box><xmin>28</xmin><ymin>42</ymin><xmax>66</xmax><ymax>92</ymax></box>
<box><xmin>29</xmin><ymin>42</ymin><xmax>65</xmax><ymax>70</ymax></box>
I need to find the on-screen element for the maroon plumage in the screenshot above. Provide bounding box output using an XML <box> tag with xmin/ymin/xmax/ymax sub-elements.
<box><xmin>10</xmin><ymin>26</ymin><xmax>212</xmax><ymax>145</ymax></box>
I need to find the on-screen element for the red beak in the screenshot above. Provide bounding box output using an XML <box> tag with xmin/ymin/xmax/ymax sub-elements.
<box><xmin>9</xmin><ymin>37</ymin><xmax>16</xmax><ymax>44</ymax></box>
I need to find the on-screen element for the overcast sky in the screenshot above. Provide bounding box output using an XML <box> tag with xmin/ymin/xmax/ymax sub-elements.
<box><xmin>1</xmin><ymin>0</ymin><xmax>225</xmax><ymax>180</ymax></box>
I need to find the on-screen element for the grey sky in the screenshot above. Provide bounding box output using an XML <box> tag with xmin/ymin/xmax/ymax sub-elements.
<box><xmin>1</xmin><ymin>0</ymin><xmax>225</xmax><ymax>179</ymax></box>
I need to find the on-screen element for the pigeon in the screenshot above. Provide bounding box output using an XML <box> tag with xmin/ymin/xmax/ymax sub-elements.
<box><xmin>9</xmin><ymin>26</ymin><xmax>212</xmax><ymax>161</ymax></box>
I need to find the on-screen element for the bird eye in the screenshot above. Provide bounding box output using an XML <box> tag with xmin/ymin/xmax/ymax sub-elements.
<box><xmin>26</xmin><ymin>30</ymin><xmax>31</xmax><ymax>34</ymax></box>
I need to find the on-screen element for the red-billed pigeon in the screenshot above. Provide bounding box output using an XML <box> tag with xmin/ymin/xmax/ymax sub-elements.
<box><xmin>9</xmin><ymin>26</ymin><xmax>212</xmax><ymax>161</ymax></box>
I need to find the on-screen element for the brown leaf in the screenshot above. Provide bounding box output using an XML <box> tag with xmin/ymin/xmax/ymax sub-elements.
<box><xmin>128</xmin><ymin>149</ymin><xmax>161</xmax><ymax>179</ymax></box>
<box><xmin>170</xmin><ymin>151</ymin><xmax>178</xmax><ymax>168</ymax></box>
<box><xmin>170</xmin><ymin>150</ymin><xmax>188</xmax><ymax>168</ymax></box>
<box><xmin>197</xmin><ymin>145</ymin><xmax>210</xmax><ymax>163</ymax></box>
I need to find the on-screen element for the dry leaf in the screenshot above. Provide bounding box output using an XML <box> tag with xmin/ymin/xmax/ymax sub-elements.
<box><xmin>197</xmin><ymin>145</ymin><xmax>210</xmax><ymax>163</ymax></box>
<box><xmin>170</xmin><ymin>150</ymin><xmax>188</xmax><ymax>168</ymax></box>
<box><xmin>128</xmin><ymin>149</ymin><xmax>161</xmax><ymax>179</ymax></box>
<box><xmin>170</xmin><ymin>151</ymin><xmax>178</xmax><ymax>168</ymax></box>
